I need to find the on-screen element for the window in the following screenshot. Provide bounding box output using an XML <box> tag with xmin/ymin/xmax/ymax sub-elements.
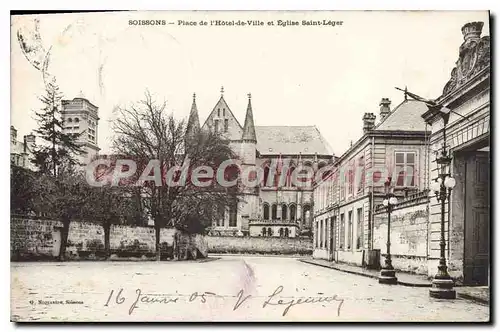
<box><xmin>223</xmin><ymin>108</ymin><xmax>226</xmax><ymax>116</ymax></box>
<box><xmin>271</xmin><ymin>204</ymin><xmax>277</xmax><ymax>220</ymax></box>
<box><xmin>267</xmin><ymin>227</ymin><xmax>272</xmax><ymax>237</ymax></box>
<box><xmin>214</xmin><ymin>119</ymin><xmax>219</xmax><ymax>133</ymax></box>
<box><xmin>263</xmin><ymin>203</ymin><xmax>270</xmax><ymax>220</ymax></box>
<box><xmin>217</xmin><ymin>108</ymin><xmax>220</xmax><ymax>117</ymax></box>
<box><xmin>224</xmin><ymin>119</ymin><xmax>229</xmax><ymax>132</ymax></box>
<box><xmin>284</xmin><ymin>228</ymin><xmax>289</xmax><ymax>238</ymax></box>
<box><xmin>347</xmin><ymin>211</ymin><xmax>353</xmax><ymax>250</ymax></box>
<box><xmin>339</xmin><ymin>214</ymin><xmax>345</xmax><ymax>249</ymax></box>
<box><xmin>348</xmin><ymin>161</ymin><xmax>354</xmax><ymax>196</ymax></box>
<box><xmin>229</xmin><ymin>198</ymin><xmax>237</xmax><ymax>227</ymax></box>
<box><xmin>287</xmin><ymin>167</ymin><xmax>295</xmax><ymax>187</ymax></box>
<box><xmin>319</xmin><ymin>220</ymin><xmax>323</xmax><ymax>248</ymax></box>
<box><xmin>67</xmin><ymin>118</ymin><xmax>73</xmax><ymax>123</ymax></box>
<box><xmin>262</xmin><ymin>227</ymin><xmax>267</xmax><ymax>236</ymax></box>
<box><xmin>217</xmin><ymin>205</ymin><xmax>225</xmax><ymax>227</ymax></box>
<box><xmin>356</xmin><ymin>208</ymin><xmax>364</xmax><ymax>249</ymax></box>
<box><xmin>281</xmin><ymin>204</ymin><xmax>287</xmax><ymax>220</ymax></box>
<box><xmin>75</xmin><ymin>118</ymin><xmax>79</xmax><ymax>123</ymax></box>
<box><xmin>358</xmin><ymin>156</ymin><xmax>365</xmax><ymax>192</ymax></box>
<box><xmin>289</xmin><ymin>204</ymin><xmax>296</xmax><ymax>221</ymax></box>
<box><xmin>279</xmin><ymin>228</ymin><xmax>284</xmax><ymax>237</ymax></box>
<box><xmin>263</xmin><ymin>166</ymin><xmax>270</xmax><ymax>186</ymax></box>
<box><xmin>395</xmin><ymin>152</ymin><xmax>416</xmax><ymax>187</ymax></box>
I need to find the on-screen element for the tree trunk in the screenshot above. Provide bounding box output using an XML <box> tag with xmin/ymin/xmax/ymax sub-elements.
<box><xmin>104</xmin><ymin>221</ymin><xmax>111</xmax><ymax>258</ymax></box>
<box><xmin>155</xmin><ymin>224</ymin><xmax>161</xmax><ymax>261</ymax></box>
<box><xmin>58</xmin><ymin>217</ymin><xmax>70</xmax><ymax>261</ymax></box>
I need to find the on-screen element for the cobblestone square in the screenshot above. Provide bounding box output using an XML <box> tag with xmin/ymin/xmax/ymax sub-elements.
<box><xmin>11</xmin><ymin>256</ymin><xmax>489</xmax><ymax>322</ymax></box>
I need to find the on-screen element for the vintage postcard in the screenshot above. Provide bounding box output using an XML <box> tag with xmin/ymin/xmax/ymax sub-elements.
<box><xmin>10</xmin><ymin>10</ymin><xmax>491</xmax><ymax>322</ymax></box>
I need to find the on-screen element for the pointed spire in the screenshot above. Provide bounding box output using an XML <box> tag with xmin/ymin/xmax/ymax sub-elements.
<box><xmin>186</xmin><ymin>92</ymin><xmax>200</xmax><ymax>139</ymax></box>
<box><xmin>242</xmin><ymin>93</ymin><xmax>256</xmax><ymax>142</ymax></box>
<box><xmin>220</xmin><ymin>86</ymin><xmax>225</xmax><ymax>97</ymax></box>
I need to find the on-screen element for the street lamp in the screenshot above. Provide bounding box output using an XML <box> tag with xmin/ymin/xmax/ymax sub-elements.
<box><xmin>379</xmin><ymin>177</ymin><xmax>398</xmax><ymax>285</ymax></box>
<box><xmin>428</xmin><ymin>105</ymin><xmax>457</xmax><ymax>299</ymax></box>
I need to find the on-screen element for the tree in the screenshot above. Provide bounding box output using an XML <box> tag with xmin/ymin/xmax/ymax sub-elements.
<box><xmin>32</xmin><ymin>77</ymin><xmax>84</xmax><ymax>176</ymax></box>
<box><xmin>112</xmin><ymin>91</ymin><xmax>239</xmax><ymax>260</ymax></box>
<box><xmin>28</xmin><ymin>77</ymin><xmax>87</xmax><ymax>260</ymax></box>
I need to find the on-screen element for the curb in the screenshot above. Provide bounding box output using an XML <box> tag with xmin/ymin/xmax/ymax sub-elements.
<box><xmin>298</xmin><ymin>259</ymin><xmax>432</xmax><ymax>288</ymax></box>
<box><xmin>456</xmin><ymin>292</ymin><xmax>489</xmax><ymax>305</ymax></box>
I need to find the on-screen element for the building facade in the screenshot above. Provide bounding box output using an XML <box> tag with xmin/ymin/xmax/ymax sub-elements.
<box><xmin>188</xmin><ymin>89</ymin><xmax>334</xmax><ymax>238</ymax></box>
<box><xmin>312</xmin><ymin>97</ymin><xmax>431</xmax><ymax>263</ymax></box>
<box><xmin>422</xmin><ymin>21</ymin><xmax>490</xmax><ymax>285</ymax></box>
<box><xmin>10</xmin><ymin>126</ymin><xmax>36</xmax><ymax>171</ymax></box>
<box><xmin>311</xmin><ymin>21</ymin><xmax>490</xmax><ymax>286</ymax></box>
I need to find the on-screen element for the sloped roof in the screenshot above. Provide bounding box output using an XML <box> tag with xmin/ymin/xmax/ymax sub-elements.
<box><xmin>255</xmin><ymin>126</ymin><xmax>333</xmax><ymax>156</ymax></box>
<box><xmin>374</xmin><ymin>99</ymin><xmax>429</xmax><ymax>131</ymax></box>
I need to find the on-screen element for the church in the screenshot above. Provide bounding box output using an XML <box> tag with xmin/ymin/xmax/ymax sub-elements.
<box><xmin>186</xmin><ymin>88</ymin><xmax>334</xmax><ymax>238</ymax></box>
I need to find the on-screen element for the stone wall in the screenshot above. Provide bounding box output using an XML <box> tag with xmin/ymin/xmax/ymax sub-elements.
<box><xmin>11</xmin><ymin>216</ymin><xmax>207</xmax><ymax>261</ymax></box>
<box><xmin>373</xmin><ymin>192</ymin><xmax>429</xmax><ymax>275</ymax></box>
<box><xmin>66</xmin><ymin>222</ymin><xmax>105</xmax><ymax>258</ymax></box>
<box><xmin>11</xmin><ymin>217</ymin><xmax>63</xmax><ymax>260</ymax></box>
<box><xmin>207</xmin><ymin>235</ymin><xmax>313</xmax><ymax>255</ymax></box>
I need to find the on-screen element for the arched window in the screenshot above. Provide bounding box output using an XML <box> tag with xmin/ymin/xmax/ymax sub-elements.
<box><xmin>271</xmin><ymin>204</ymin><xmax>277</xmax><ymax>220</ymax></box>
<box><xmin>263</xmin><ymin>203</ymin><xmax>270</xmax><ymax>220</ymax></box>
<box><xmin>289</xmin><ymin>204</ymin><xmax>296</xmax><ymax>221</ymax></box>
<box><xmin>281</xmin><ymin>204</ymin><xmax>288</xmax><ymax>220</ymax></box>
<box><xmin>284</xmin><ymin>228</ymin><xmax>289</xmax><ymax>238</ymax></box>
<box><xmin>303</xmin><ymin>204</ymin><xmax>311</xmax><ymax>227</ymax></box>
<box><xmin>267</xmin><ymin>227</ymin><xmax>272</xmax><ymax>237</ymax></box>
<box><xmin>262</xmin><ymin>227</ymin><xmax>267</xmax><ymax>236</ymax></box>
<box><xmin>279</xmin><ymin>228</ymin><xmax>284</xmax><ymax>237</ymax></box>
<box><xmin>263</xmin><ymin>166</ymin><xmax>270</xmax><ymax>187</ymax></box>
<box><xmin>67</xmin><ymin>118</ymin><xmax>73</xmax><ymax>123</ymax></box>
<box><xmin>288</xmin><ymin>167</ymin><xmax>296</xmax><ymax>187</ymax></box>
<box><xmin>74</xmin><ymin>118</ymin><xmax>80</xmax><ymax>123</ymax></box>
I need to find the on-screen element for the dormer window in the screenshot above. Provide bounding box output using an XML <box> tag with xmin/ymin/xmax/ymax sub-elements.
<box><xmin>68</xmin><ymin>118</ymin><xmax>73</xmax><ymax>123</ymax></box>
<box><xmin>75</xmin><ymin>118</ymin><xmax>80</xmax><ymax>123</ymax></box>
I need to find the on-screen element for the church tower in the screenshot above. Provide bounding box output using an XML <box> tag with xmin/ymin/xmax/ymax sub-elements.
<box><xmin>61</xmin><ymin>92</ymin><xmax>100</xmax><ymax>165</ymax></box>
<box><xmin>238</xmin><ymin>93</ymin><xmax>259</xmax><ymax>234</ymax></box>
<box><xmin>240</xmin><ymin>93</ymin><xmax>257</xmax><ymax>166</ymax></box>
<box><xmin>185</xmin><ymin>93</ymin><xmax>201</xmax><ymax>150</ymax></box>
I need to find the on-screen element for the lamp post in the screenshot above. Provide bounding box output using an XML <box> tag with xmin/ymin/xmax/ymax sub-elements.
<box><xmin>379</xmin><ymin>177</ymin><xmax>398</xmax><ymax>285</ymax></box>
<box><xmin>429</xmin><ymin>109</ymin><xmax>457</xmax><ymax>299</ymax></box>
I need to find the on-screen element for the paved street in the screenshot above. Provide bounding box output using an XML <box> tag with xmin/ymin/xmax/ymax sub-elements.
<box><xmin>11</xmin><ymin>256</ymin><xmax>489</xmax><ymax>322</ymax></box>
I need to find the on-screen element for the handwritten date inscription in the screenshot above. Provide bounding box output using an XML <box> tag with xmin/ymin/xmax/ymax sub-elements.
<box><xmin>104</xmin><ymin>286</ymin><xmax>344</xmax><ymax>317</ymax></box>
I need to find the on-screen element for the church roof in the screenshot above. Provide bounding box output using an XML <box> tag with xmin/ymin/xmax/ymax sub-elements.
<box><xmin>255</xmin><ymin>126</ymin><xmax>333</xmax><ymax>156</ymax></box>
<box><xmin>374</xmin><ymin>99</ymin><xmax>429</xmax><ymax>132</ymax></box>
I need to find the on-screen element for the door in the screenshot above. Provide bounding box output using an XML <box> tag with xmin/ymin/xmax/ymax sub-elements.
<box><xmin>52</xmin><ymin>230</ymin><xmax>61</xmax><ymax>257</ymax></box>
<box><xmin>464</xmin><ymin>152</ymin><xmax>490</xmax><ymax>285</ymax></box>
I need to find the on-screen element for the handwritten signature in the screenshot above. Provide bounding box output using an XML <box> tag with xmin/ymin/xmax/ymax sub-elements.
<box><xmin>105</xmin><ymin>286</ymin><xmax>344</xmax><ymax>317</ymax></box>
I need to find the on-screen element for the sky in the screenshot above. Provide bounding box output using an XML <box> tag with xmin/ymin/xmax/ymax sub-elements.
<box><xmin>11</xmin><ymin>11</ymin><xmax>490</xmax><ymax>155</ymax></box>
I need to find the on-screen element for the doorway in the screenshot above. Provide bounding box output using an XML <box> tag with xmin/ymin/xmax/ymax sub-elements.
<box><xmin>460</xmin><ymin>149</ymin><xmax>490</xmax><ymax>285</ymax></box>
<box><xmin>52</xmin><ymin>229</ymin><xmax>61</xmax><ymax>257</ymax></box>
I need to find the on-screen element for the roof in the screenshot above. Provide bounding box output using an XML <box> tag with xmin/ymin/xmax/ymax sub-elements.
<box><xmin>255</xmin><ymin>126</ymin><xmax>333</xmax><ymax>156</ymax></box>
<box><xmin>374</xmin><ymin>99</ymin><xmax>429</xmax><ymax>131</ymax></box>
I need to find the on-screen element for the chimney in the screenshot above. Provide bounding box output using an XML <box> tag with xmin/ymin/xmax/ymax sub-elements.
<box><xmin>10</xmin><ymin>126</ymin><xmax>17</xmax><ymax>144</ymax></box>
<box><xmin>462</xmin><ymin>21</ymin><xmax>483</xmax><ymax>42</ymax></box>
<box><xmin>362</xmin><ymin>113</ymin><xmax>376</xmax><ymax>133</ymax></box>
<box><xmin>24</xmin><ymin>133</ymin><xmax>36</xmax><ymax>153</ymax></box>
<box><xmin>379</xmin><ymin>98</ymin><xmax>391</xmax><ymax>121</ymax></box>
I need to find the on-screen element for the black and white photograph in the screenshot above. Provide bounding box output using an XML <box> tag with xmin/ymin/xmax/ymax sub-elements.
<box><xmin>9</xmin><ymin>10</ymin><xmax>491</xmax><ymax>322</ymax></box>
